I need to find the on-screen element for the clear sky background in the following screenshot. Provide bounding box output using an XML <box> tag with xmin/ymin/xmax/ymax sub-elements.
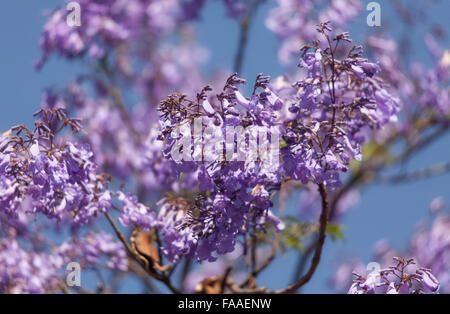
<box><xmin>0</xmin><ymin>0</ymin><xmax>449</xmax><ymax>293</ymax></box>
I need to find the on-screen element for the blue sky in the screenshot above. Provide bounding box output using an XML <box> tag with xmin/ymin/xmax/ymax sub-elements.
<box><xmin>0</xmin><ymin>0</ymin><xmax>449</xmax><ymax>293</ymax></box>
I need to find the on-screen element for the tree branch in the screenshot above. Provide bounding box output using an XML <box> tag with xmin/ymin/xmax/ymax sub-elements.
<box><xmin>292</xmin><ymin>239</ymin><xmax>316</xmax><ymax>283</ymax></box>
<box><xmin>104</xmin><ymin>212</ymin><xmax>182</xmax><ymax>294</ymax></box>
<box><xmin>233</xmin><ymin>0</ymin><xmax>265</xmax><ymax>74</ymax></box>
<box><xmin>105</xmin><ymin>212</ymin><xmax>138</xmax><ymax>260</ymax></box>
<box><xmin>274</xmin><ymin>183</ymin><xmax>329</xmax><ymax>294</ymax></box>
<box><xmin>375</xmin><ymin>162</ymin><xmax>450</xmax><ymax>184</ymax></box>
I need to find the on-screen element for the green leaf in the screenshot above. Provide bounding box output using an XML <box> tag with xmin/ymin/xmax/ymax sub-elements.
<box><xmin>326</xmin><ymin>223</ymin><xmax>345</xmax><ymax>242</ymax></box>
<box><xmin>279</xmin><ymin>218</ymin><xmax>315</xmax><ymax>252</ymax></box>
<box><xmin>349</xmin><ymin>142</ymin><xmax>392</xmax><ymax>173</ymax></box>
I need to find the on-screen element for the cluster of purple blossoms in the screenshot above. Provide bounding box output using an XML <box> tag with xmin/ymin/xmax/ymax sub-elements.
<box><xmin>266</xmin><ymin>0</ymin><xmax>362</xmax><ymax>64</ymax></box>
<box><xmin>62</xmin><ymin>83</ymin><xmax>153</xmax><ymax>184</ymax></box>
<box><xmin>145</xmin><ymin>24</ymin><xmax>399</xmax><ymax>263</ymax></box>
<box><xmin>36</xmin><ymin>0</ymin><xmax>237</xmax><ymax>194</ymax></box>
<box><xmin>37</xmin><ymin>0</ymin><xmax>249</xmax><ymax>70</ymax></box>
<box><xmin>409</xmin><ymin>215</ymin><xmax>450</xmax><ymax>289</ymax></box>
<box><xmin>349</xmin><ymin>257</ymin><xmax>440</xmax><ymax>294</ymax></box>
<box><xmin>372</xmin><ymin>213</ymin><xmax>450</xmax><ymax>293</ymax></box>
<box><xmin>0</xmin><ymin>230</ymin><xmax>128</xmax><ymax>293</ymax></box>
<box><xmin>117</xmin><ymin>191</ymin><xmax>156</xmax><ymax>231</ymax></box>
<box><xmin>155</xmin><ymin>73</ymin><xmax>285</xmax><ymax>263</ymax></box>
<box><xmin>331</xmin><ymin>207</ymin><xmax>449</xmax><ymax>293</ymax></box>
<box><xmin>366</xmin><ymin>35</ymin><xmax>450</xmax><ymax>135</ymax></box>
<box><xmin>56</xmin><ymin>44</ymin><xmax>214</xmax><ymax>191</ymax></box>
<box><xmin>137</xmin><ymin>42</ymin><xmax>211</xmax><ymax>109</ymax></box>
<box><xmin>0</xmin><ymin>108</ymin><xmax>111</xmax><ymax>225</ymax></box>
<box><xmin>0</xmin><ymin>237</ymin><xmax>64</xmax><ymax>294</ymax></box>
<box><xmin>280</xmin><ymin>23</ymin><xmax>399</xmax><ymax>190</ymax></box>
<box><xmin>37</xmin><ymin>0</ymin><xmax>208</xmax><ymax>68</ymax></box>
<box><xmin>59</xmin><ymin>231</ymin><xmax>128</xmax><ymax>271</ymax></box>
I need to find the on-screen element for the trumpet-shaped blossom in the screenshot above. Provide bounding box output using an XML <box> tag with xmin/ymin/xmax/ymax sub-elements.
<box><xmin>0</xmin><ymin>109</ymin><xmax>111</xmax><ymax>225</ymax></box>
<box><xmin>349</xmin><ymin>257</ymin><xmax>440</xmax><ymax>294</ymax></box>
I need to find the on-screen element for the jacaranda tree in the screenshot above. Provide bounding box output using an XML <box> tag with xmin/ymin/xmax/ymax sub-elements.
<box><xmin>0</xmin><ymin>0</ymin><xmax>448</xmax><ymax>294</ymax></box>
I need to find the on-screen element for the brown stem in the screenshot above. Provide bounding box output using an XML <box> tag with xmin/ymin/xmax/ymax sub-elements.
<box><xmin>105</xmin><ymin>212</ymin><xmax>137</xmax><ymax>260</ymax></box>
<box><xmin>221</xmin><ymin>266</ymin><xmax>233</xmax><ymax>293</ymax></box>
<box><xmin>104</xmin><ymin>212</ymin><xmax>182</xmax><ymax>294</ymax></box>
<box><xmin>275</xmin><ymin>183</ymin><xmax>329</xmax><ymax>294</ymax></box>
<box><xmin>375</xmin><ymin>161</ymin><xmax>450</xmax><ymax>184</ymax></box>
<box><xmin>233</xmin><ymin>0</ymin><xmax>265</xmax><ymax>74</ymax></box>
<box><xmin>240</xmin><ymin>235</ymin><xmax>278</xmax><ymax>288</ymax></box>
<box><xmin>292</xmin><ymin>240</ymin><xmax>316</xmax><ymax>283</ymax></box>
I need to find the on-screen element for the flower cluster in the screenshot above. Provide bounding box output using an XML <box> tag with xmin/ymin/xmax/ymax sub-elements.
<box><xmin>149</xmin><ymin>24</ymin><xmax>400</xmax><ymax>263</ymax></box>
<box><xmin>280</xmin><ymin>23</ymin><xmax>399</xmax><ymax>189</ymax></box>
<box><xmin>155</xmin><ymin>73</ymin><xmax>285</xmax><ymax>262</ymax></box>
<box><xmin>366</xmin><ymin>35</ymin><xmax>450</xmax><ymax>127</ymax></box>
<box><xmin>58</xmin><ymin>43</ymin><xmax>212</xmax><ymax>190</ymax></box>
<box><xmin>0</xmin><ymin>230</ymin><xmax>128</xmax><ymax>293</ymax></box>
<box><xmin>409</xmin><ymin>215</ymin><xmax>450</xmax><ymax>291</ymax></box>
<box><xmin>348</xmin><ymin>257</ymin><xmax>440</xmax><ymax>294</ymax></box>
<box><xmin>59</xmin><ymin>231</ymin><xmax>128</xmax><ymax>271</ymax></box>
<box><xmin>372</xmin><ymin>213</ymin><xmax>450</xmax><ymax>293</ymax></box>
<box><xmin>37</xmin><ymin>0</ymin><xmax>207</xmax><ymax>68</ymax></box>
<box><xmin>0</xmin><ymin>108</ymin><xmax>111</xmax><ymax>225</ymax></box>
<box><xmin>331</xmin><ymin>210</ymin><xmax>450</xmax><ymax>293</ymax></box>
<box><xmin>117</xmin><ymin>191</ymin><xmax>156</xmax><ymax>231</ymax></box>
<box><xmin>0</xmin><ymin>237</ymin><xmax>64</xmax><ymax>294</ymax></box>
<box><xmin>266</xmin><ymin>0</ymin><xmax>362</xmax><ymax>64</ymax></box>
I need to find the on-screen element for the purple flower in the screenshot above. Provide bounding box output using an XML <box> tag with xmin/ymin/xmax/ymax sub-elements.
<box><xmin>0</xmin><ymin>237</ymin><xmax>64</xmax><ymax>293</ymax></box>
<box><xmin>282</xmin><ymin>24</ymin><xmax>399</xmax><ymax>190</ymax></box>
<box><xmin>59</xmin><ymin>231</ymin><xmax>128</xmax><ymax>272</ymax></box>
<box><xmin>37</xmin><ymin>0</ymin><xmax>208</xmax><ymax>68</ymax></box>
<box><xmin>117</xmin><ymin>191</ymin><xmax>156</xmax><ymax>231</ymax></box>
<box><xmin>156</xmin><ymin>73</ymin><xmax>286</xmax><ymax>262</ymax></box>
<box><xmin>0</xmin><ymin>109</ymin><xmax>111</xmax><ymax>225</ymax></box>
<box><xmin>348</xmin><ymin>257</ymin><xmax>441</xmax><ymax>294</ymax></box>
<box><xmin>266</xmin><ymin>0</ymin><xmax>362</xmax><ymax>64</ymax></box>
<box><xmin>418</xmin><ymin>269</ymin><xmax>440</xmax><ymax>293</ymax></box>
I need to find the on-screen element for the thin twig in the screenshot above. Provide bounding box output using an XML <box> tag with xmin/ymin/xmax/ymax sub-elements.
<box><xmin>104</xmin><ymin>212</ymin><xmax>182</xmax><ymax>294</ymax></box>
<box><xmin>221</xmin><ymin>266</ymin><xmax>233</xmax><ymax>293</ymax></box>
<box><xmin>274</xmin><ymin>183</ymin><xmax>329</xmax><ymax>294</ymax></box>
<box><xmin>180</xmin><ymin>258</ymin><xmax>192</xmax><ymax>288</ymax></box>
<box><xmin>58</xmin><ymin>281</ymin><xmax>72</xmax><ymax>294</ymax></box>
<box><xmin>233</xmin><ymin>0</ymin><xmax>265</xmax><ymax>74</ymax></box>
<box><xmin>375</xmin><ymin>162</ymin><xmax>450</xmax><ymax>184</ymax></box>
<box><xmin>292</xmin><ymin>240</ymin><xmax>316</xmax><ymax>283</ymax></box>
<box><xmin>105</xmin><ymin>212</ymin><xmax>137</xmax><ymax>260</ymax></box>
<box><xmin>250</xmin><ymin>235</ymin><xmax>257</xmax><ymax>276</ymax></box>
<box><xmin>240</xmin><ymin>235</ymin><xmax>278</xmax><ymax>288</ymax></box>
<box><xmin>391</xmin><ymin>124</ymin><xmax>450</xmax><ymax>166</ymax></box>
